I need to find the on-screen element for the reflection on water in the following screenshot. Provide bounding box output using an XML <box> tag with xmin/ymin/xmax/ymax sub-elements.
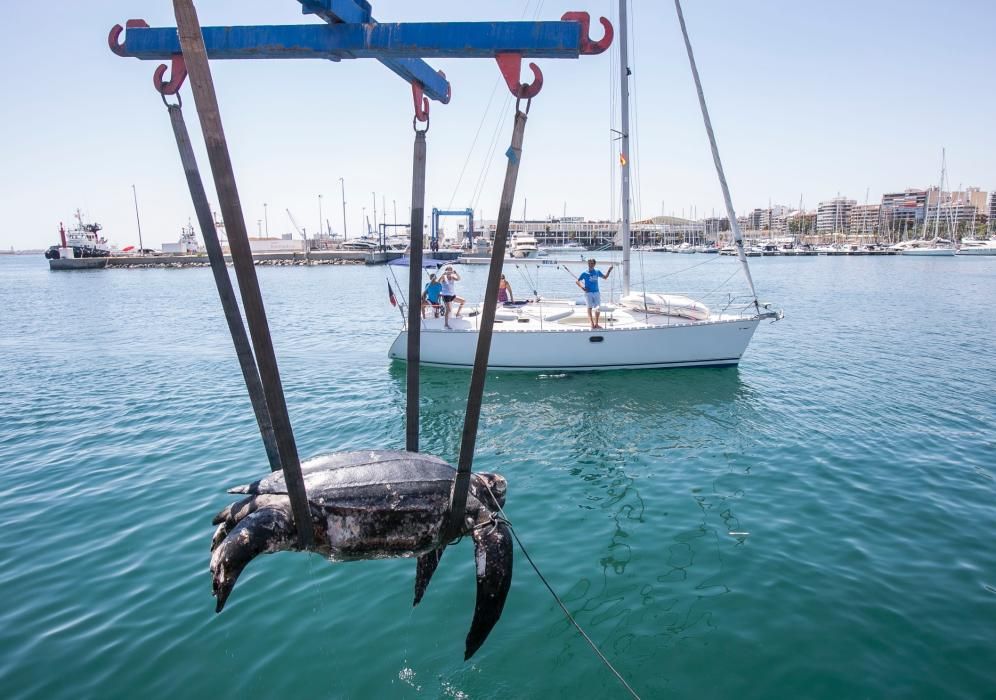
<box><xmin>6</xmin><ymin>253</ymin><xmax>996</xmax><ymax>698</ymax></box>
<box><xmin>386</xmin><ymin>362</ymin><xmax>760</xmax><ymax>684</ymax></box>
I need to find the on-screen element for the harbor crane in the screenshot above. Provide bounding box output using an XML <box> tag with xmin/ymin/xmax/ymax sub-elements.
<box><xmin>286</xmin><ymin>209</ymin><xmax>306</xmax><ymax>239</ymax></box>
<box><xmin>108</xmin><ymin>0</ymin><xmax>613</xmax><ymax>593</ymax></box>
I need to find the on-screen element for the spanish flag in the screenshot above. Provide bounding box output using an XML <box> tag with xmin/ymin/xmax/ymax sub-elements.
<box><xmin>619</xmin><ymin>153</ymin><xmax>628</xmax><ymax>166</ymax></box>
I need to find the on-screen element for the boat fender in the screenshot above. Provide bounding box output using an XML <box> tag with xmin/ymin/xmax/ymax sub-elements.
<box><xmin>543</xmin><ymin>310</ymin><xmax>574</xmax><ymax>322</ymax></box>
<box><xmin>494</xmin><ymin>311</ymin><xmax>518</xmax><ymax>321</ymax></box>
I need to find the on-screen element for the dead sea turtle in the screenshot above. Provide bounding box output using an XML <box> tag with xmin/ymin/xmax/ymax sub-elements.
<box><xmin>209</xmin><ymin>449</ymin><xmax>512</xmax><ymax>660</ymax></box>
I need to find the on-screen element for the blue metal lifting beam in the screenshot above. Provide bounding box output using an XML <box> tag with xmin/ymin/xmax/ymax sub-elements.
<box><xmin>110</xmin><ymin>0</ymin><xmax>612</xmax><ymax>103</ymax></box>
<box><xmin>431</xmin><ymin>208</ymin><xmax>475</xmax><ymax>248</ymax></box>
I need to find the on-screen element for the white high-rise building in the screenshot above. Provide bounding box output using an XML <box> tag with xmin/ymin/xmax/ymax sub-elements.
<box><xmin>817</xmin><ymin>198</ymin><xmax>855</xmax><ymax>234</ymax></box>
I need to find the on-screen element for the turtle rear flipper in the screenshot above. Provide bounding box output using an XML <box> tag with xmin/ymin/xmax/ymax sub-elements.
<box><xmin>464</xmin><ymin>521</ymin><xmax>513</xmax><ymax>660</ymax></box>
<box><xmin>414</xmin><ymin>546</ymin><xmax>446</xmax><ymax>606</ymax></box>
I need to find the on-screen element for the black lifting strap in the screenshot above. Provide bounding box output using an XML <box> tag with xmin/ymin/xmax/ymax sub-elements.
<box><xmin>406</xmin><ymin>126</ymin><xmax>427</xmax><ymax>453</ymax></box>
<box><xmin>163</xmin><ymin>100</ymin><xmax>281</xmax><ymax>473</ymax></box>
<box><xmin>447</xmin><ymin>104</ymin><xmax>530</xmax><ymax>539</ymax></box>
<box><xmin>174</xmin><ymin>0</ymin><xmax>313</xmax><ymax>548</ymax></box>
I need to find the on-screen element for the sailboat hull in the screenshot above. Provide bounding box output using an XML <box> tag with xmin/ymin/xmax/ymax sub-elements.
<box><xmin>389</xmin><ymin>318</ymin><xmax>761</xmax><ymax>371</ymax></box>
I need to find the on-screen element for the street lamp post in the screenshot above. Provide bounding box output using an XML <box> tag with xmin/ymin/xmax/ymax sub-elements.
<box><xmin>372</xmin><ymin>192</ymin><xmax>377</xmax><ymax>233</ymax></box>
<box><xmin>361</xmin><ymin>206</ymin><xmax>366</xmax><ymax>237</ymax></box>
<box><xmin>318</xmin><ymin>194</ymin><xmax>323</xmax><ymax>238</ymax></box>
<box><xmin>257</xmin><ymin>219</ymin><xmax>262</xmax><ymax>235</ymax></box>
<box><xmin>263</xmin><ymin>202</ymin><xmax>269</xmax><ymax>236</ymax></box>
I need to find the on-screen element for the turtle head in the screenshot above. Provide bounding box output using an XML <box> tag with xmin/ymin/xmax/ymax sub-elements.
<box><xmin>474</xmin><ymin>472</ymin><xmax>507</xmax><ymax>509</ymax></box>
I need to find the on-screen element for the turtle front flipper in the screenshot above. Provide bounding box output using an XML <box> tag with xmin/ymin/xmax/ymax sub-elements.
<box><xmin>210</xmin><ymin>496</ymin><xmax>296</xmax><ymax>612</ymax></box>
<box><xmin>464</xmin><ymin>521</ymin><xmax>513</xmax><ymax>660</ymax></box>
<box><xmin>414</xmin><ymin>546</ymin><xmax>446</xmax><ymax>606</ymax></box>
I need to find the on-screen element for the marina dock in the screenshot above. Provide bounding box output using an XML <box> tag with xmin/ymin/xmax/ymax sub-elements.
<box><xmin>46</xmin><ymin>249</ymin><xmax>452</xmax><ymax>270</ymax></box>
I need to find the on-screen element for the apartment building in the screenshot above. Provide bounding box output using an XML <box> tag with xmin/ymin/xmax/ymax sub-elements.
<box><xmin>850</xmin><ymin>204</ymin><xmax>881</xmax><ymax>234</ymax></box>
<box><xmin>816</xmin><ymin>198</ymin><xmax>855</xmax><ymax>233</ymax></box>
<box><xmin>880</xmin><ymin>189</ymin><xmax>927</xmax><ymax>228</ymax></box>
<box><xmin>990</xmin><ymin>192</ymin><xmax>996</xmax><ymax>234</ymax></box>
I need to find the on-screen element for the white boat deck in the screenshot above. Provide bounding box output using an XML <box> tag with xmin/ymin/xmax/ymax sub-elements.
<box><xmin>393</xmin><ymin>297</ymin><xmax>774</xmax><ymax>371</ymax></box>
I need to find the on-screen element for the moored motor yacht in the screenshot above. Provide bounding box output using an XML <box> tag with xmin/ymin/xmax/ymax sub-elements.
<box><xmin>956</xmin><ymin>238</ymin><xmax>996</xmax><ymax>256</ymax></box>
<box><xmin>509</xmin><ymin>233</ymin><xmax>539</xmax><ymax>258</ymax></box>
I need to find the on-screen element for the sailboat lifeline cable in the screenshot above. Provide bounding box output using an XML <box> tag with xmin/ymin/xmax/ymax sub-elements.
<box><xmin>674</xmin><ymin>0</ymin><xmax>760</xmax><ymax>308</ymax></box>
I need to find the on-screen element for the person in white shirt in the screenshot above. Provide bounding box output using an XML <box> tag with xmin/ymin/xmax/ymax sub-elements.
<box><xmin>439</xmin><ymin>266</ymin><xmax>465</xmax><ymax>329</ymax></box>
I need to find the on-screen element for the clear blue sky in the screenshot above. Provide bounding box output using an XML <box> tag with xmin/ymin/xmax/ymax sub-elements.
<box><xmin>2</xmin><ymin>1</ymin><xmax>994</xmax><ymax>250</ymax></box>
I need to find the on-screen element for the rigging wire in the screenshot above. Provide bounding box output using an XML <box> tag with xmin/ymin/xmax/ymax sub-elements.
<box><xmin>471</xmin><ymin>94</ymin><xmax>515</xmax><ymax>211</ymax></box>
<box><xmin>513</xmin><ymin>263</ymin><xmax>542</xmax><ymax>300</ymax></box>
<box><xmin>628</xmin><ymin>0</ymin><xmax>643</xmax><ymax>223</ymax></box>
<box><xmin>454</xmin><ymin>0</ymin><xmax>546</xmax><ymax>216</ymax></box>
<box><xmin>608</xmin><ymin>18</ymin><xmax>618</xmax><ymax>224</ymax></box>
<box><xmin>673</xmin><ymin>0</ymin><xmax>760</xmax><ymax>306</ymax></box>
<box><xmin>447</xmin><ymin>0</ymin><xmax>543</xmax><ymax>213</ymax></box>
<box><xmin>447</xmin><ymin>79</ymin><xmax>503</xmax><ymax>209</ymax></box>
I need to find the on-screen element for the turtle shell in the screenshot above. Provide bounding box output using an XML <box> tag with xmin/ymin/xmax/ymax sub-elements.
<box><xmin>232</xmin><ymin>450</ymin><xmax>460</xmax><ymax>560</ymax></box>
<box><xmin>236</xmin><ymin>450</ymin><xmax>456</xmax><ymax>498</ymax></box>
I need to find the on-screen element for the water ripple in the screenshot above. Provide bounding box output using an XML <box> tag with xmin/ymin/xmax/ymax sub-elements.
<box><xmin>2</xmin><ymin>255</ymin><xmax>996</xmax><ymax>698</ymax></box>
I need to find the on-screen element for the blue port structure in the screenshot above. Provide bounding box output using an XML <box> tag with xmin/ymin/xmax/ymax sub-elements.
<box><xmin>110</xmin><ymin>0</ymin><xmax>613</xmax><ymax>104</ymax></box>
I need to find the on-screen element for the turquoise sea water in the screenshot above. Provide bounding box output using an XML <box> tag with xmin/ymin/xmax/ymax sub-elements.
<box><xmin>1</xmin><ymin>252</ymin><xmax>995</xmax><ymax>699</ymax></box>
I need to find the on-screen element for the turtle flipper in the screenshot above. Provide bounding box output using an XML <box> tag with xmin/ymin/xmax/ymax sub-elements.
<box><xmin>210</xmin><ymin>495</ymin><xmax>258</xmax><ymax>551</ymax></box>
<box><xmin>210</xmin><ymin>497</ymin><xmax>295</xmax><ymax>612</ymax></box>
<box><xmin>465</xmin><ymin>521</ymin><xmax>513</xmax><ymax>660</ymax></box>
<box><xmin>414</xmin><ymin>546</ymin><xmax>446</xmax><ymax>606</ymax></box>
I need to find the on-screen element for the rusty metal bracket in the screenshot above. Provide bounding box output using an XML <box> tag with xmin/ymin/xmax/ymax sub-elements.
<box><xmin>412</xmin><ymin>81</ymin><xmax>429</xmax><ymax>122</ymax></box>
<box><xmin>495</xmin><ymin>53</ymin><xmax>543</xmax><ymax>99</ymax></box>
<box><xmin>560</xmin><ymin>12</ymin><xmax>613</xmax><ymax>55</ymax></box>
<box><xmin>154</xmin><ymin>54</ymin><xmax>188</xmax><ymax>95</ymax></box>
<box><xmin>108</xmin><ymin>19</ymin><xmax>149</xmax><ymax>56</ymax></box>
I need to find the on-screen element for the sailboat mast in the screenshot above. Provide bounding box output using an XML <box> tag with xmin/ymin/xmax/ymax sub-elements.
<box><xmin>674</xmin><ymin>0</ymin><xmax>759</xmax><ymax>306</ymax></box>
<box><xmin>132</xmin><ymin>184</ymin><xmax>144</xmax><ymax>252</ymax></box>
<box><xmin>933</xmin><ymin>148</ymin><xmax>945</xmax><ymax>239</ymax></box>
<box><xmin>618</xmin><ymin>0</ymin><xmax>632</xmax><ymax>295</ymax></box>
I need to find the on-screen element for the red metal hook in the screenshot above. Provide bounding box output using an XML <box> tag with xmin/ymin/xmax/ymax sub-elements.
<box><xmin>154</xmin><ymin>55</ymin><xmax>188</xmax><ymax>95</ymax></box>
<box><xmin>495</xmin><ymin>53</ymin><xmax>543</xmax><ymax>99</ymax></box>
<box><xmin>561</xmin><ymin>12</ymin><xmax>614</xmax><ymax>55</ymax></box>
<box><xmin>108</xmin><ymin>19</ymin><xmax>149</xmax><ymax>57</ymax></box>
<box><xmin>412</xmin><ymin>81</ymin><xmax>429</xmax><ymax>122</ymax></box>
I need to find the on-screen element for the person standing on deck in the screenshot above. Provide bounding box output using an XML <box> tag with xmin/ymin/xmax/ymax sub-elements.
<box><xmin>577</xmin><ymin>258</ymin><xmax>613</xmax><ymax>329</ymax></box>
<box><xmin>440</xmin><ymin>266</ymin><xmax>464</xmax><ymax>329</ymax></box>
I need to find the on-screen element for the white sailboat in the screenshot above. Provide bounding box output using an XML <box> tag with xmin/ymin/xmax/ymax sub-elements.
<box><xmin>902</xmin><ymin>149</ymin><xmax>956</xmax><ymax>256</ymax></box>
<box><xmin>388</xmin><ymin>1</ymin><xmax>781</xmax><ymax>371</ymax></box>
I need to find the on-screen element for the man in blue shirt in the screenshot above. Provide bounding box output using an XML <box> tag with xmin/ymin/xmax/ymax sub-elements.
<box><xmin>576</xmin><ymin>257</ymin><xmax>613</xmax><ymax>329</ymax></box>
<box><xmin>421</xmin><ymin>273</ymin><xmax>443</xmax><ymax>319</ymax></box>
